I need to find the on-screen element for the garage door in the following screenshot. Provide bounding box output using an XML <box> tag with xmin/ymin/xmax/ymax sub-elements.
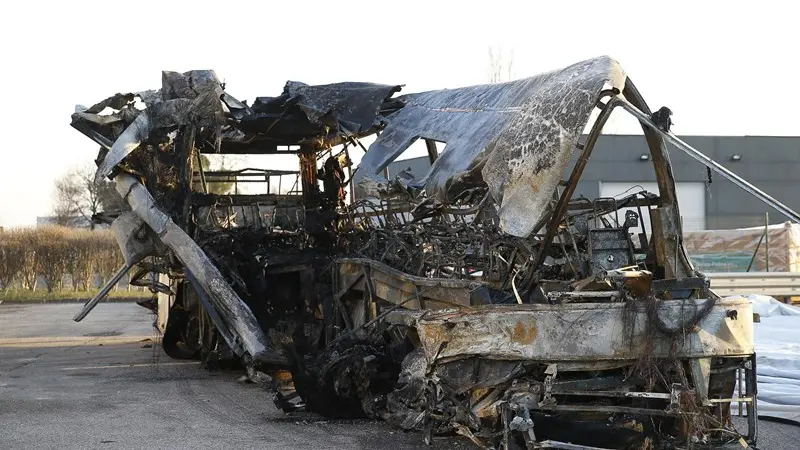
<box><xmin>598</xmin><ymin>182</ymin><xmax>707</xmax><ymax>233</ymax></box>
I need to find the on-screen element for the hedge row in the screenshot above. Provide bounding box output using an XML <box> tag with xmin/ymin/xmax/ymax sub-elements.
<box><xmin>0</xmin><ymin>226</ymin><xmax>124</xmax><ymax>292</ymax></box>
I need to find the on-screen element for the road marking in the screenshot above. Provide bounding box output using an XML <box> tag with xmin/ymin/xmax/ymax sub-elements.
<box><xmin>61</xmin><ymin>361</ymin><xmax>197</xmax><ymax>371</ymax></box>
<box><xmin>0</xmin><ymin>335</ymin><xmax>155</xmax><ymax>348</ymax></box>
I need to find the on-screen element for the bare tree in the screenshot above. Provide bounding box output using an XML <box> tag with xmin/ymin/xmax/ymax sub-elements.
<box><xmin>53</xmin><ymin>166</ymin><xmax>123</xmax><ymax>228</ymax></box>
<box><xmin>487</xmin><ymin>46</ymin><xmax>515</xmax><ymax>83</ymax></box>
<box><xmin>53</xmin><ymin>166</ymin><xmax>100</xmax><ymax>227</ymax></box>
<box><xmin>52</xmin><ymin>176</ymin><xmax>81</xmax><ymax>226</ymax></box>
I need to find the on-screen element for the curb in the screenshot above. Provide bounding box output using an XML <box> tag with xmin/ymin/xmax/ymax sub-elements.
<box><xmin>0</xmin><ymin>335</ymin><xmax>156</xmax><ymax>348</ymax></box>
<box><xmin>0</xmin><ymin>297</ymin><xmax>148</xmax><ymax>305</ymax></box>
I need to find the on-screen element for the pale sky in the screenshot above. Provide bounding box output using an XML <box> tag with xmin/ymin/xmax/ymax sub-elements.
<box><xmin>0</xmin><ymin>0</ymin><xmax>796</xmax><ymax>227</ymax></box>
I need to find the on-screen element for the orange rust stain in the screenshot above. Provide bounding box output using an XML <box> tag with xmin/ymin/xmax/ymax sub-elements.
<box><xmin>529</xmin><ymin>178</ymin><xmax>541</xmax><ymax>194</ymax></box>
<box><xmin>273</xmin><ymin>370</ymin><xmax>293</xmax><ymax>381</ymax></box>
<box><xmin>420</xmin><ymin>326</ymin><xmax>449</xmax><ymax>347</ymax></box>
<box><xmin>511</xmin><ymin>320</ymin><xmax>537</xmax><ymax>344</ymax></box>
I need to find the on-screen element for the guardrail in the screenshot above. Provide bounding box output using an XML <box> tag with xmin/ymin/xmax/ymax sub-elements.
<box><xmin>706</xmin><ymin>272</ymin><xmax>800</xmax><ymax>299</ymax></box>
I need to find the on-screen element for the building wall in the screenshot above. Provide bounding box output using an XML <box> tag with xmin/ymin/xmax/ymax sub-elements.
<box><xmin>365</xmin><ymin>135</ymin><xmax>800</xmax><ymax>231</ymax></box>
<box><xmin>36</xmin><ymin>215</ymin><xmax>92</xmax><ymax>228</ymax></box>
<box><xmin>575</xmin><ymin>135</ymin><xmax>800</xmax><ymax>230</ymax></box>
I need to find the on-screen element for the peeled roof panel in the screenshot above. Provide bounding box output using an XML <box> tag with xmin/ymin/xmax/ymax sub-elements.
<box><xmin>356</xmin><ymin>56</ymin><xmax>626</xmax><ymax>237</ymax></box>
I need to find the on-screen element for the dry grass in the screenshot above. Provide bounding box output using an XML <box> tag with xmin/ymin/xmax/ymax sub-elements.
<box><xmin>1</xmin><ymin>288</ymin><xmax>152</xmax><ymax>302</ymax></box>
<box><xmin>0</xmin><ymin>225</ymin><xmax>126</xmax><ymax>293</ymax></box>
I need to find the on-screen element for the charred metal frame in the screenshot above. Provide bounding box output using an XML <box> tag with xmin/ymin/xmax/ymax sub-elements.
<box><xmin>66</xmin><ymin>58</ymin><xmax>794</xmax><ymax>450</ymax></box>
<box><xmin>531</xmin><ymin>92</ymin><xmax>622</xmax><ymax>280</ymax></box>
<box><xmin>532</xmin><ymin>83</ymin><xmax>697</xmax><ymax>285</ymax></box>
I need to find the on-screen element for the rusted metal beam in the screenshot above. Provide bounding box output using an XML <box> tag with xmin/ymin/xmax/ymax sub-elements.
<box><xmin>530</xmin><ymin>95</ymin><xmax>620</xmax><ymax>292</ymax></box>
<box><xmin>298</xmin><ymin>143</ymin><xmax>319</xmax><ymax>203</ymax></box>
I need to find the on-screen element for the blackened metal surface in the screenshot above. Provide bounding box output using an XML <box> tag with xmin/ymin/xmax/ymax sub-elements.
<box><xmin>354</xmin><ymin>56</ymin><xmax>626</xmax><ymax>237</ymax></box>
<box><xmin>336</xmin><ymin>258</ymin><xmax>490</xmax><ymax>309</ymax></box>
<box><xmin>73</xmin><ymin>70</ymin><xmax>227</xmax><ymax>183</ymax></box>
<box><xmin>71</xmin><ymin>74</ymin><xmax>403</xmax><ymax>178</ymax></box>
<box><xmin>239</xmin><ymin>82</ymin><xmax>402</xmax><ymax>144</ymax></box>
<box><xmin>68</xmin><ymin>59</ymin><xmax>761</xmax><ymax>449</ymax></box>
<box><xmin>114</xmin><ymin>174</ymin><xmax>276</xmax><ymax>362</ymax></box>
<box><xmin>251</xmin><ymin>81</ymin><xmax>402</xmax><ymax>133</ymax></box>
<box><xmin>161</xmin><ymin>70</ymin><xmax>224</xmax><ymax>101</ymax></box>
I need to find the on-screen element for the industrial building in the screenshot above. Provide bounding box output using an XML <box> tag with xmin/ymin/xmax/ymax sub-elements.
<box><xmin>367</xmin><ymin>135</ymin><xmax>800</xmax><ymax>231</ymax></box>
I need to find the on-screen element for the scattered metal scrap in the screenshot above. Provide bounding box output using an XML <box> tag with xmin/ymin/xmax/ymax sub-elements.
<box><xmin>70</xmin><ymin>56</ymin><xmax>800</xmax><ymax>449</ymax></box>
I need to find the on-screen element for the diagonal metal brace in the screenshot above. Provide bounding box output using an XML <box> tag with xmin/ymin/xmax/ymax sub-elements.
<box><xmin>619</xmin><ymin>99</ymin><xmax>800</xmax><ymax>223</ymax></box>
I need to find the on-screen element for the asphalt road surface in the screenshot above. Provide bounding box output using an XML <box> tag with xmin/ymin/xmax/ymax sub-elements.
<box><xmin>1</xmin><ymin>303</ymin><xmax>797</xmax><ymax>449</ymax></box>
<box><xmin>0</xmin><ymin>303</ymin><xmax>474</xmax><ymax>450</ymax></box>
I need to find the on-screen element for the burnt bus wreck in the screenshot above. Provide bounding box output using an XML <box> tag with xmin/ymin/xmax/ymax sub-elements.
<box><xmin>70</xmin><ymin>57</ymin><xmax>799</xmax><ymax>449</ymax></box>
